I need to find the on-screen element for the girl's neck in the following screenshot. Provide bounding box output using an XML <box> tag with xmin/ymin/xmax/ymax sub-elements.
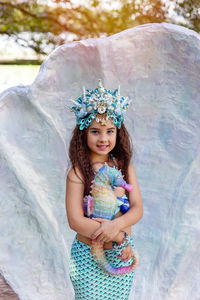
<box><xmin>89</xmin><ymin>153</ymin><xmax>111</xmax><ymax>164</ymax></box>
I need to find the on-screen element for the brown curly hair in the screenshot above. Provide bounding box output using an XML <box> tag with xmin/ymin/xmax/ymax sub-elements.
<box><xmin>68</xmin><ymin>123</ymin><xmax>133</xmax><ymax>196</ymax></box>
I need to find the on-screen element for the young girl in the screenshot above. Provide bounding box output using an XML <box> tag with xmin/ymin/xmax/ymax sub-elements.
<box><xmin>66</xmin><ymin>80</ymin><xmax>143</xmax><ymax>300</ymax></box>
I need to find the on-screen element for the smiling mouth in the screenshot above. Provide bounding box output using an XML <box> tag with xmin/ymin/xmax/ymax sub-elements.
<box><xmin>97</xmin><ymin>145</ymin><xmax>109</xmax><ymax>150</ymax></box>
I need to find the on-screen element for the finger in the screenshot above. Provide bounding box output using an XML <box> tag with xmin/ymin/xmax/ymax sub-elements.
<box><xmin>100</xmin><ymin>234</ymin><xmax>108</xmax><ymax>243</ymax></box>
<box><xmin>92</xmin><ymin>218</ymin><xmax>104</xmax><ymax>223</ymax></box>
<box><xmin>122</xmin><ymin>253</ymin><xmax>128</xmax><ymax>261</ymax></box>
<box><xmin>120</xmin><ymin>254</ymin><xmax>125</xmax><ymax>260</ymax></box>
<box><xmin>121</xmin><ymin>250</ymin><xmax>127</xmax><ymax>257</ymax></box>
<box><xmin>104</xmin><ymin>237</ymin><xmax>111</xmax><ymax>243</ymax></box>
<box><xmin>91</xmin><ymin>229</ymin><xmax>103</xmax><ymax>239</ymax></box>
<box><xmin>117</xmin><ymin>253</ymin><xmax>124</xmax><ymax>260</ymax></box>
<box><xmin>127</xmin><ymin>254</ymin><xmax>131</xmax><ymax>260</ymax></box>
<box><xmin>118</xmin><ymin>255</ymin><xmax>124</xmax><ymax>261</ymax></box>
<box><xmin>96</xmin><ymin>234</ymin><xmax>106</xmax><ymax>243</ymax></box>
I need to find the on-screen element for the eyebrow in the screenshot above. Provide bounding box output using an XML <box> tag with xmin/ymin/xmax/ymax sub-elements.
<box><xmin>89</xmin><ymin>127</ymin><xmax>115</xmax><ymax>130</ymax></box>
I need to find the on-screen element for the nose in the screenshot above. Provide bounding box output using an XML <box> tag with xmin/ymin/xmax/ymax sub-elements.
<box><xmin>99</xmin><ymin>133</ymin><xmax>108</xmax><ymax>143</ymax></box>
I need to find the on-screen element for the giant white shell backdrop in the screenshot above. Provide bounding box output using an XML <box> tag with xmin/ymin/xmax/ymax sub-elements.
<box><xmin>0</xmin><ymin>22</ymin><xmax>200</xmax><ymax>300</ymax></box>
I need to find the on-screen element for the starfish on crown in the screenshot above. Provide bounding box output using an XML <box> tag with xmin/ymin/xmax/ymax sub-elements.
<box><xmin>68</xmin><ymin>79</ymin><xmax>131</xmax><ymax>130</ymax></box>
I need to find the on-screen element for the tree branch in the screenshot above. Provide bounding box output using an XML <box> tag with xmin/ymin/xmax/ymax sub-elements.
<box><xmin>0</xmin><ymin>1</ymin><xmax>82</xmax><ymax>35</ymax></box>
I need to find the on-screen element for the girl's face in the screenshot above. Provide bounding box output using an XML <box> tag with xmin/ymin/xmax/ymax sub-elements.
<box><xmin>86</xmin><ymin>116</ymin><xmax>117</xmax><ymax>160</ymax></box>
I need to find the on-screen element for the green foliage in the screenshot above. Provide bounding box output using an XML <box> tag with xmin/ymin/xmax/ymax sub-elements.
<box><xmin>0</xmin><ymin>0</ymin><xmax>199</xmax><ymax>55</ymax></box>
<box><xmin>173</xmin><ymin>0</ymin><xmax>200</xmax><ymax>32</ymax></box>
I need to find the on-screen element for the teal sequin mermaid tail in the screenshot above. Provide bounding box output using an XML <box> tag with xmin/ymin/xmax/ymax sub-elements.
<box><xmin>69</xmin><ymin>236</ymin><xmax>135</xmax><ymax>300</ymax></box>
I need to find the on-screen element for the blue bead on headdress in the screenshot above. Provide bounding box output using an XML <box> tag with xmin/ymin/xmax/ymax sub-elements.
<box><xmin>68</xmin><ymin>79</ymin><xmax>131</xmax><ymax>130</ymax></box>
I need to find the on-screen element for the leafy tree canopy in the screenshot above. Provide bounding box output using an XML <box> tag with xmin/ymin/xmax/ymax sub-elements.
<box><xmin>0</xmin><ymin>0</ymin><xmax>199</xmax><ymax>55</ymax></box>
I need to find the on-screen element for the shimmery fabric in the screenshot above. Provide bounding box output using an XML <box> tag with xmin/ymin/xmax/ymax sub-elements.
<box><xmin>69</xmin><ymin>236</ymin><xmax>135</xmax><ymax>300</ymax></box>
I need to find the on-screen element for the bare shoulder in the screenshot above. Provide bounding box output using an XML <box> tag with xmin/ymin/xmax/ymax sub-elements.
<box><xmin>128</xmin><ymin>162</ymin><xmax>135</xmax><ymax>172</ymax></box>
<box><xmin>127</xmin><ymin>161</ymin><xmax>143</xmax><ymax>219</ymax></box>
<box><xmin>67</xmin><ymin>166</ymin><xmax>84</xmax><ymax>184</ymax></box>
<box><xmin>114</xmin><ymin>158</ymin><xmax>136</xmax><ymax>177</ymax></box>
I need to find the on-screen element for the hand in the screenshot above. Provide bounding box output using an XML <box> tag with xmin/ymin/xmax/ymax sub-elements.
<box><xmin>118</xmin><ymin>244</ymin><xmax>133</xmax><ymax>261</ymax></box>
<box><xmin>91</xmin><ymin>218</ymin><xmax>120</xmax><ymax>243</ymax></box>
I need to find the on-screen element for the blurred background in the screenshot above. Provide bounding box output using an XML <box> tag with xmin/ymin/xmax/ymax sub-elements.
<box><xmin>0</xmin><ymin>0</ymin><xmax>199</xmax><ymax>93</ymax></box>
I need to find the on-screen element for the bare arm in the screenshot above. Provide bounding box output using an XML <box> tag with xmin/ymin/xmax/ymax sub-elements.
<box><xmin>112</xmin><ymin>162</ymin><xmax>143</xmax><ymax>230</ymax></box>
<box><xmin>66</xmin><ymin>167</ymin><xmax>100</xmax><ymax>238</ymax></box>
<box><xmin>113</xmin><ymin>187</ymin><xmax>131</xmax><ymax>236</ymax></box>
<box><xmin>65</xmin><ymin>167</ymin><xmax>125</xmax><ymax>242</ymax></box>
<box><xmin>114</xmin><ymin>211</ymin><xmax>131</xmax><ymax>236</ymax></box>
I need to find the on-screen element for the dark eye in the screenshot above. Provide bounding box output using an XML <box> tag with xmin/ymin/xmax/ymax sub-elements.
<box><xmin>91</xmin><ymin>130</ymin><xmax>98</xmax><ymax>134</ymax></box>
<box><xmin>107</xmin><ymin>130</ymin><xmax>114</xmax><ymax>134</ymax></box>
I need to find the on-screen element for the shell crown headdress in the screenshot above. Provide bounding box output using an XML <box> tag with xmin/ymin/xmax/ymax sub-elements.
<box><xmin>68</xmin><ymin>79</ymin><xmax>131</xmax><ymax>130</ymax></box>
